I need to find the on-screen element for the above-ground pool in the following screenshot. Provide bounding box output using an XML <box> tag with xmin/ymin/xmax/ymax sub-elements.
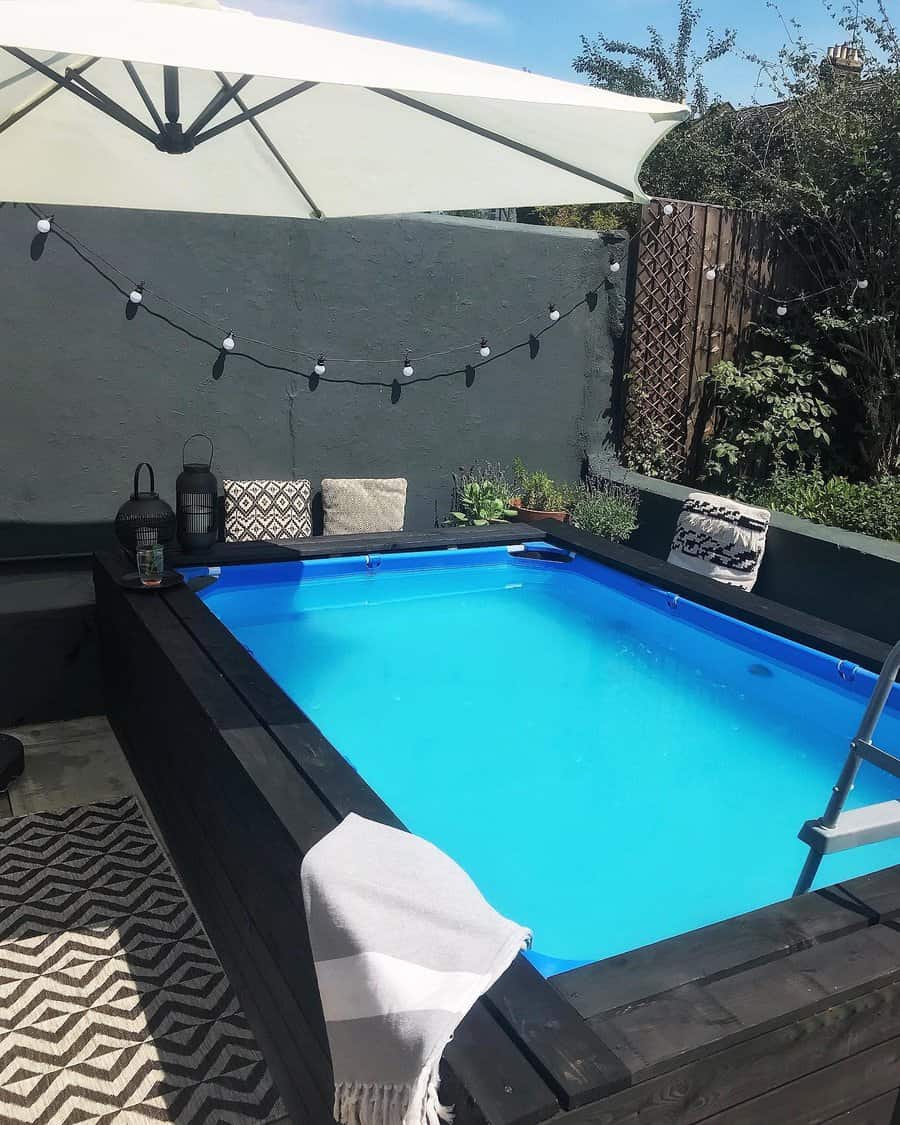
<box><xmin>186</xmin><ymin>545</ymin><xmax>900</xmax><ymax>976</ymax></box>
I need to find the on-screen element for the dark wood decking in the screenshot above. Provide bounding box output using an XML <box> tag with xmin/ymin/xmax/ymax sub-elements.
<box><xmin>94</xmin><ymin>527</ymin><xmax>900</xmax><ymax>1125</ymax></box>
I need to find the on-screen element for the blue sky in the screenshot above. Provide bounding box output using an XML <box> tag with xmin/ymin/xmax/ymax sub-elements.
<box><xmin>234</xmin><ymin>0</ymin><xmax>880</xmax><ymax>106</ymax></box>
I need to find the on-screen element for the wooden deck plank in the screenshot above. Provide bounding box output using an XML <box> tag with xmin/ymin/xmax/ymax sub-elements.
<box><xmin>587</xmin><ymin>925</ymin><xmax>900</xmax><ymax>1081</ymax></box>
<box><xmin>168</xmin><ymin>524</ymin><xmax>540</xmax><ymax>569</ymax></box>
<box><xmin>821</xmin><ymin>1089</ymin><xmax>899</xmax><ymax>1125</ymax></box>
<box><xmin>706</xmin><ymin>1033</ymin><xmax>900</xmax><ymax>1125</ymax></box>
<box><xmin>555</xmin><ymin>980</ymin><xmax>900</xmax><ymax>1125</ymax></box>
<box><xmin>552</xmin><ymin>887</ymin><xmax>877</xmax><ymax>1021</ymax></box>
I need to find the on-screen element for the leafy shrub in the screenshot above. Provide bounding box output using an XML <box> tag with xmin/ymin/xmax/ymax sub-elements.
<box><xmin>448</xmin><ymin>463</ymin><xmax>517</xmax><ymax>526</ymax></box>
<box><xmin>737</xmin><ymin>462</ymin><xmax>900</xmax><ymax>543</ymax></box>
<box><xmin>570</xmin><ymin>479</ymin><xmax>640</xmax><ymax>543</ymax></box>
<box><xmin>703</xmin><ymin>341</ymin><xmax>841</xmax><ymax>482</ymax></box>
<box><xmin>512</xmin><ymin>458</ymin><xmax>567</xmax><ymax>511</ymax></box>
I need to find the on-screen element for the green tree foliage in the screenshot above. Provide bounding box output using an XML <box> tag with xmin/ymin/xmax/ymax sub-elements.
<box><xmin>703</xmin><ymin>336</ymin><xmax>841</xmax><ymax>482</ymax></box>
<box><xmin>573</xmin><ymin>0</ymin><xmax>735</xmax><ymax>114</ymax></box>
<box><xmin>645</xmin><ymin>5</ymin><xmax>900</xmax><ymax>474</ymax></box>
<box><xmin>737</xmin><ymin>461</ymin><xmax>900</xmax><ymax>542</ymax></box>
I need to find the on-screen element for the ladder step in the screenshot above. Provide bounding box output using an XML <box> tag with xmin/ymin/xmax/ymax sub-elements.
<box><xmin>854</xmin><ymin>739</ymin><xmax>900</xmax><ymax>780</ymax></box>
<box><xmin>799</xmin><ymin>801</ymin><xmax>900</xmax><ymax>855</ymax></box>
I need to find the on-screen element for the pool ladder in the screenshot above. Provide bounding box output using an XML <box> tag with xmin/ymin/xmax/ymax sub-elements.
<box><xmin>794</xmin><ymin>639</ymin><xmax>900</xmax><ymax>896</ymax></box>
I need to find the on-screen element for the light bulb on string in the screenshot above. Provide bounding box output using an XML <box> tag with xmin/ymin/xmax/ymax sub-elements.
<box><xmin>548</xmin><ymin>303</ymin><xmax>561</xmax><ymax>322</ymax></box>
<box><xmin>609</xmin><ymin>260</ymin><xmax>621</xmax><ymax>273</ymax></box>
<box><xmin>776</xmin><ymin>304</ymin><xmax>788</xmax><ymax>317</ymax></box>
<box><xmin>128</xmin><ymin>284</ymin><xmax>144</xmax><ymax>305</ymax></box>
<box><xmin>479</xmin><ymin>337</ymin><xmax>491</xmax><ymax>358</ymax></box>
<box><xmin>705</xmin><ymin>267</ymin><xmax>717</xmax><ymax>281</ymax></box>
<box><xmin>857</xmin><ymin>278</ymin><xmax>869</xmax><ymax>290</ymax></box>
<box><xmin>402</xmin><ymin>355</ymin><xmax>414</xmax><ymax>378</ymax></box>
<box><xmin>314</xmin><ymin>355</ymin><xmax>326</xmax><ymax>376</ymax></box>
<box><xmin>222</xmin><ymin>332</ymin><xmax>236</xmax><ymax>351</ymax></box>
<box><xmin>36</xmin><ymin>216</ymin><xmax>52</xmax><ymax>235</ymax></box>
<box><xmin>662</xmin><ymin>203</ymin><xmax>674</xmax><ymax>216</ymax></box>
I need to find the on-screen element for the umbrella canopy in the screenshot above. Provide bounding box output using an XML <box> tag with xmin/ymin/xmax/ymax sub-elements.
<box><xmin>0</xmin><ymin>0</ymin><xmax>689</xmax><ymax>218</ymax></box>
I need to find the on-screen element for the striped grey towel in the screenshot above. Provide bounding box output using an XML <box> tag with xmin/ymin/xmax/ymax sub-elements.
<box><xmin>301</xmin><ymin>813</ymin><xmax>531</xmax><ymax>1125</ymax></box>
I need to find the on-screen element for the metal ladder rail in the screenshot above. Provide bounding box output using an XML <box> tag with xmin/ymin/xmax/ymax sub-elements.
<box><xmin>794</xmin><ymin>639</ymin><xmax>900</xmax><ymax>897</ymax></box>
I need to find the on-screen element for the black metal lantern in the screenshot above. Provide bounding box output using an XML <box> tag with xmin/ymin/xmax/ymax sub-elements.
<box><xmin>114</xmin><ymin>462</ymin><xmax>176</xmax><ymax>553</ymax></box>
<box><xmin>176</xmin><ymin>434</ymin><xmax>218</xmax><ymax>552</ymax></box>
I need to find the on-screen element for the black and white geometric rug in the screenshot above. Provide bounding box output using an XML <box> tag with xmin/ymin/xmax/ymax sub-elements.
<box><xmin>0</xmin><ymin>796</ymin><xmax>287</xmax><ymax>1124</ymax></box>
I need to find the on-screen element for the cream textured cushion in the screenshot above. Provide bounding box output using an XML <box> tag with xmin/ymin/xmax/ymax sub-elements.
<box><xmin>668</xmin><ymin>491</ymin><xmax>770</xmax><ymax>591</ymax></box>
<box><xmin>321</xmin><ymin>478</ymin><xmax>407</xmax><ymax>535</ymax></box>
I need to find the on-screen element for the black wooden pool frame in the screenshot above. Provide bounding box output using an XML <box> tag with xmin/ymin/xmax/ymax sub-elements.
<box><xmin>94</xmin><ymin>524</ymin><xmax>900</xmax><ymax>1125</ymax></box>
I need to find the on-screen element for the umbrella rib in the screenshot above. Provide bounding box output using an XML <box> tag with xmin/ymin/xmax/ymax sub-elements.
<box><xmin>122</xmin><ymin>61</ymin><xmax>165</xmax><ymax>132</ymax></box>
<box><xmin>369</xmin><ymin>87</ymin><xmax>637</xmax><ymax>200</ymax></box>
<box><xmin>191</xmin><ymin>80</ymin><xmax>317</xmax><ymax>144</ymax></box>
<box><xmin>211</xmin><ymin>73</ymin><xmax>323</xmax><ymax>218</ymax></box>
<box><xmin>1</xmin><ymin>47</ymin><xmax>161</xmax><ymax>145</ymax></box>
<box><xmin>0</xmin><ymin>56</ymin><xmax>99</xmax><ymax>136</ymax></box>
<box><xmin>183</xmin><ymin>74</ymin><xmax>254</xmax><ymax>141</ymax></box>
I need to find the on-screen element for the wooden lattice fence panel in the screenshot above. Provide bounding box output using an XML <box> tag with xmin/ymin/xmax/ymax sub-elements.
<box><xmin>622</xmin><ymin>199</ymin><xmax>703</xmax><ymax>479</ymax></box>
<box><xmin>621</xmin><ymin>198</ymin><xmax>791</xmax><ymax>479</ymax></box>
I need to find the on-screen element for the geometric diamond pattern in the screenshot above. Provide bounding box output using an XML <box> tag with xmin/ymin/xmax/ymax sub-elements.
<box><xmin>0</xmin><ymin>797</ymin><xmax>286</xmax><ymax>1124</ymax></box>
<box><xmin>223</xmin><ymin>479</ymin><xmax>312</xmax><ymax>543</ymax></box>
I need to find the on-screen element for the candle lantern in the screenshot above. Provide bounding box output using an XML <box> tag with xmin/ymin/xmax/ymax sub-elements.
<box><xmin>114</xmin><ymin>463</ymin><xmax>176</xmax><ymax>553</ymax></box>
<box><xmin>176</xmin><ymin>434</ymin><xmax>218</xmax><ymax>552</ymax></box>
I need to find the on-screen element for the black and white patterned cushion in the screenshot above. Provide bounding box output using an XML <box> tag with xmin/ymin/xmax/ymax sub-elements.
<box><xmin>223</xmin><ymin>479</ymin><xmax>312</xmax><ymax>542</ymax></box>
<box><xmin>668</xmin><ymin>491</ymin><xmax>770</xmax><ymax>590</ymax></box>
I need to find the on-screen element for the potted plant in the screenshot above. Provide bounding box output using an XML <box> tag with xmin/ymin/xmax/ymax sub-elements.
<box><xmin>569</xmin><ymin>477</ymin><xmax>640</xmax><ymax>542</ymax></box>
<box><xmin>447</xmin><ymin>463</ymin><xmax>518</xmax><ymax>526</ymax></box>
<box><xmin>511</xmin><ymin>458</ymin><xmax>569</xmax><ymax>524</ymax></box>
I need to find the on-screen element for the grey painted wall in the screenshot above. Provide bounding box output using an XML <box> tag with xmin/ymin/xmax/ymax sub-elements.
<box><xmin>0</xmin><ymin>204</ymin><xmax>624</xmax><ymax>553</ymax></box>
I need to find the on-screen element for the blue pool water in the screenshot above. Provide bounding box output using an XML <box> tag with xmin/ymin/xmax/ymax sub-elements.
<box><xmin>188</xmin><ymin>546</ymin><xmax>900</xmax><ymax>974</ymax></box>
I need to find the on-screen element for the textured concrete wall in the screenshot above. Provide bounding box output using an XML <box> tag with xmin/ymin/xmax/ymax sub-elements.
<box><xmin>0</xmin><ymin>204</ymin><xmax>624</xmax><ymax>553</ymax></box>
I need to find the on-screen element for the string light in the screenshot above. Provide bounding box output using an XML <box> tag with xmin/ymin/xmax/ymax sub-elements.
<box><xmin>25</xmin><ymin>203</ymin><xmax>648</xmax><ymax>372</ymax></box>
<box><xmin>705</xmin><ymin>267</ymin><xmax>717</xmax><ymax>281</ymax></box>
<box><xmin>857</xmin><ymin>278</ymin><xmax>869</xmax><ymax>290</ymax></box>
<box><xmin>24</xmin><ymin>203</ymin><xmax>752</xmax><ymax>396</ymax></box>
<box><xmin>776</xmin><ymin>304</ymin><xmax>788</xmax><ymax>317</ymax></box>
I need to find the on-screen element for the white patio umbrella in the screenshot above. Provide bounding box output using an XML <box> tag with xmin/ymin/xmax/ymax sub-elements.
<box><xmin>0</xmin><ymin>0</ymin><xmax>689</xmax><ymax>218</ymax></box>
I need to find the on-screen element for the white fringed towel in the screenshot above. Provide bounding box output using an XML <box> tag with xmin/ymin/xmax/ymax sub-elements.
<box><xmin>668</xmin><ymin>490</ymin><xmax>771</xmax><ymax>590</ymax></box>
<box><xmin>301</xmin><ymin>814</ymin><xmax>531</xmax><ymax>1125</ymax></box>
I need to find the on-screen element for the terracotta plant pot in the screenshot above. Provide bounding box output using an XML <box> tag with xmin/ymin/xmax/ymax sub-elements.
<box><xmin>511</xmin><ymin>499</ymin><xmax>569</xmax><ymax>525</ymax></box>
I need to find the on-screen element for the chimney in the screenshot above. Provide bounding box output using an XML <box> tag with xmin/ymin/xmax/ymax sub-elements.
<box><xmin>825</xmin><ymin>43</ymin><xmax>863</xmax><ymax>80</ymax></box>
